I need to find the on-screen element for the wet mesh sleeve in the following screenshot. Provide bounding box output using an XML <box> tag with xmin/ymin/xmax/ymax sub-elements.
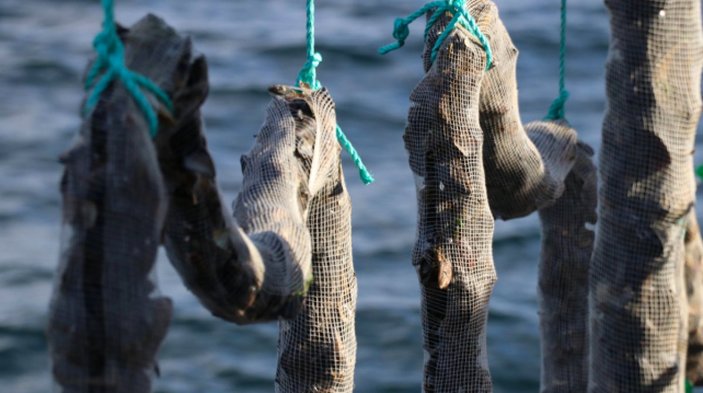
<box><xmin>537</xmin><ymin>137</ymin><xmax>596</xmax><ymax>393</ymax></box>
<box><xmin>685</xmin><ymin>211</ymin><xmax>703</xmax><ymax>385</ymax></box>
<box><xmin>432</xmin><ymin>0</ymin><xmax>578</xmax><ymax>221</ymax></box>
<box><xmin>47</xmin><ymin>15</ymin><xmax>179</xmax><ymax>393</ymax></box>
<box><xmin>589</xmin><ymin>0</ymin><xmax>703</xmax><ymax>390</ymax></box>
<box><xmin>157</xmin><ymin>81</ymin><xmax>318</xmax><ymax>324</ymax></box>
<box><xmin>276</xmin><ymin>88</ymin><xmax>357</xmax><ymax>393</ymax></box>
<box><xmin>406</xmin><ymin>16</ymin><xmax>496</xmax><ymax>392</ymax></box>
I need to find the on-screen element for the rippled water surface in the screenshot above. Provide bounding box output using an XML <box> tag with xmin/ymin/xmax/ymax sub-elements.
<box><xmin>1</xmin><ymin>0</ymin><xmax>699</xmax><ymax>392</ymax></box>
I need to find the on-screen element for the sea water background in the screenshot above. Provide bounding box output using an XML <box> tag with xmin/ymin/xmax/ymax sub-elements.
<box><xmin>1</xmin><ymin>0</ymin><xmax>702</xmax><ymax>392</ymax></box>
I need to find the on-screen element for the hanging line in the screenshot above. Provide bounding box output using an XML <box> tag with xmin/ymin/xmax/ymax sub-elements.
<box><xmin>84</xmin><ymin>0</ymin><xmax>173</xmax><ymax>137</ymax></box>
<box><xmin>378</xmin><ymin>0</ymin><xmax>493</xmax><ymax>69</ymax></box>
<box><xmin>544</xmin><ymin>0</ymin><xmax>569</xmax><ymax>121</ymax></box>
<box><xmin>296</xmin><ymin>0</ymin><xmax>322</xmax><ymax>90</ymax></box>
<box><xmin>295</xmin><ymin>0</ymin><xmax>374</xmax><ymax>185</ymax></box>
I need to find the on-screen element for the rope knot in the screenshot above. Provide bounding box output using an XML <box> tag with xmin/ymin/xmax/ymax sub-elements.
<box><xmin>379</xmin><ymin>0</ymin><xmax>492</xmax><ymax>69</ymax></box>
<box><xmin>297</xmin><ymin>52</ymin><xmax>323</xmax><ymax>90</ymax></box>
<box><xmin>544</xmin><ymin>89</ymin><xmax>570</xmax><ymax>121</ymax></box>
<box><xmin>308</xmin><ymin>52</ymin><xmax>323</xmax><ymax>68</ymax></box>
<box><xmin>83</xmin><ymin>0</ymin><xmax>173</xmax><ymax>138</ymax></box>
<box><xmin>392</xmin><ymin>18</ymin><xmax>411</xmax><ymax>45</ymax></box>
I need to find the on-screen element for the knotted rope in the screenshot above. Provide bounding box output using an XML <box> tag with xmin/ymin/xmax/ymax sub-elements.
<box><xmin>379</xmin><ymin>0</ymin><xmax>493</xmax><ymax>69</ymax></box>
<box><xmin>84</xmin><ymin>0</ymin><xmax>173</xmax><ymax>137</ymax></box>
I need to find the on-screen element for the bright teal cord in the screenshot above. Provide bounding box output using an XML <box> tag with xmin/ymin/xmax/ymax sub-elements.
<box><xmin>84</xmin><ymin>0</ymin><xmax>173</xmax><ymax>137</ymax></box>
<box><xmin>296</xmin><ymin>0</ymin><xmax>374</xmax><ymax>184</ymax></box>
<box><xmin>296</xmin><ymin>0</ymin><xmax>322</xmax><ymax>90</ymax></box>
<box><xmin>337</xmin><ymin>126</ymin><xmax>374</xmax><ymax>185</ymax></box>
<box><xmin>544</xmin><ymin>0</ymin><xmax>569</xmax><ymax>121</ymax></box>
<box><xmin>378</xmin><ymin>0</ymin><xmax>493</xmax><ymax>70</ymax></box>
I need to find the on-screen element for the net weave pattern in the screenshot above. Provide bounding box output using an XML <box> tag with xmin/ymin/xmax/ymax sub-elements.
<box><xmin>151</xmin><ymin>25</ymin><xmax>356</xmax><ymax>388</ymax></box>
<box><xmin>276</xmin><ymin>88</ymin><xmax>357</xmax><ymax>393</ymax></box>
<box><xmin>47</xmin><ymin>15</ymin><xmax>179</xmax><ymax>393</ymax></box>
<box><xmin>537</xmin><ymin>134</ymin><xmax>596</xmax><ymax>393</ymax></box>
<box><xmin>685</xmin><ymin>211</ymin><xmax>703</xmax><ymax>385</ymax></box>
<box><xmin>473</xmin><ymin>2</ymin><xmax>577</xmax><ymax>220</ymax></box>
<box><xmin>589</xmin><ymin>0</ymin><xmax>703</xmax><ymax>391</ymax></box>
<box><xmin>406</xmin><ymin>6</ymin><xmax>496</xmax><ymax>391</ymax></box>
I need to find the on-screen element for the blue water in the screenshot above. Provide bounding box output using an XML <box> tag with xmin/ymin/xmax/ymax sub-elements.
<box><xmin>1</xmin><ymin>0</ymin><xmax>699</xmax><ymax>392</ymax></box>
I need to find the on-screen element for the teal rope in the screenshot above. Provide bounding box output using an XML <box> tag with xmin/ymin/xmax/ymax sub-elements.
<box><xmin>84</xmin><ymin>0</ymin><xmax>173</xmax><ymax>137</ymax></box>
<box><xmin>337</xmin><ymin>126</ymin><xmax>375</xmax><ymax>185</ymax></box>
<box><xmin>378</xmin><ymin>0</ymin><xmax>493</xmax><ymax>69</ymax></box>
<box><xmin>296</xmin><ymin>0</ymin><xmax>374</xmax><ymax>184</ymax></box>
<box><xmin>296</xmin><ymin>0</ymin><xmax>322</xmax><ymax>90</ymax></box>
<box><xmin>544</xmin><ymin>0</ymin><xmax>569</xmax><ymax>120</ymax></box>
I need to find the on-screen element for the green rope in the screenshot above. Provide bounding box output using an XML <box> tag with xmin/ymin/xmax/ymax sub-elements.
<box><xmin>544</xmin><ymin>0</ymin><xmax>569</xmax><ymax>121</ymax></box>
<box><xmin>84</xmin><ymin>0</ymin><xmax>173</xmax><ymax>137</ymax></box>
<box><xmin>378</xmin><ymin>0</ymin><xmax>493</xmax><ymax>69</ymax></box>
<box><xmin>296</xmin><ymin>0</ymin><xmax>374</xmax><ymax>184</ymax></box>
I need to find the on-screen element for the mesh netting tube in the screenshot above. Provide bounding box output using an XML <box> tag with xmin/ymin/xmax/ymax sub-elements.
<box><xmin>460</xmin><ymin>0</ymin><xmax>578</xmax><ymax>221</ymax></box>
<box><xmin>47</xmin><ymin>15</ymin><xmax>178</xmax><ymax>393</ymax></box>
<box><xmin>425</xmin><ymin>2</ymin><xmax>577</xmax><ymax>216</ymax></box>
<box><xmin>589</xmin><ymin>0</ymin><xmax>703</xmax><ymax>390</ymax></box>
<box><xmin>463</xmin><ymin>2</ymin><xmax>585</xmax><ymax>388</ymax></box>
<box><xmin>276</xmin><ymin>88</ymin><xmax>357</xmax><ymax>393</ymax></box>
<box><xmin>537</xmin><ymin>135</ymin><xmax>596</xmax><ymax>393</ymax></box>
<box><xmin>157</xmin><ymin>76</ymin><xmax>357</xmax><ymax>388</ymax></box>
<box><xmin>157</xmin><ymin>81</ymin><xmax>321</xmax><ymax>323</ymax></box>
<box><xmin>431</xmin><ymin>2</ymin><xmax>582</xmax><ymax>389</ymax></box>
<box><xmin>406</xmin><ymin>14</ymin><xmax>495</xmax><ymax>391</ymax></box>
<box><xmin>685</xmin><ymin>211</ymin><xmax>703</xmax><ymax>384</ymax></box>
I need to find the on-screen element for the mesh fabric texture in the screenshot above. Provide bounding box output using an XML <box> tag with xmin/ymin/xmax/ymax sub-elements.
<box><xmin>589</xmin><ymin>0</ymin><xmax>703</xmax><ymax>390</ymax></box>
<box><xmin>47</xmin><ymin>15</ymin><xmax>179</xmax><ymax>393</ymax></box>
<box><xmin>157</xmin><ymin>76</ymin><xmax>357</xmax><ymax>389</ymax></box>
<box><xmin>275</xmin><ymin>88</ymin><xmax>357</xmax><ymax>393</ymax></box>
<box><xmin>685</xmin><ymin>211</ymin><xmax>703</xmax><ymax>385</ymax></box>
<box><xmin>462</xmin><ymin>0</ymin><xmax>577</xmax><ymax>221</ymax></box>
<box><xmin>406</xmin><ymin>8</ymin><xmax>496</xmax><ymax>392</ymax></box>
<box><xmin>537</xmin><ymin>133</ymin><xmax>596</xmax><ymax>393</ymax></box>
<box><xmin>158</xmin><ymin>81</ymin><xmax>318</xmax><ymax>323</ymax></box>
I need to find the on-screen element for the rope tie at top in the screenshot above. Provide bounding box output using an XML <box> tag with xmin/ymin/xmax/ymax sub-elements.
<box><xmin>296</xmin><ymin>0</ymin><xmax>374</xmax><ymax>184</ymax></box>
<box><xmin>379</xmin><ymin>0</ymin><xmax>493</xmax><ymax>69</ymax></box>
<box><xmin>84</xmin><ymin>0</ymin><xmax>173</xmax><ymax>137</ymax></box>
<box><xmin>296</xmin><ymin>52</ymin><xmax>323</xmax><ymax>90</ymax></box>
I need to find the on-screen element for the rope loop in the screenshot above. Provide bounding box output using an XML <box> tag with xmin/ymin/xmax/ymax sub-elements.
<box><xmin>392</xmin><ymin>18</ymin><xmax>411</xmax><ymax>46</ymax></box>
<box><xmin>379</xmin><ymin>0</ymin><xmax>492</xmax><ymax>69</ymax></box>
<box><xmin>84</xmin><ymin>0</ymin><xmax>172</xmax><ymax>137</ymax></box>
